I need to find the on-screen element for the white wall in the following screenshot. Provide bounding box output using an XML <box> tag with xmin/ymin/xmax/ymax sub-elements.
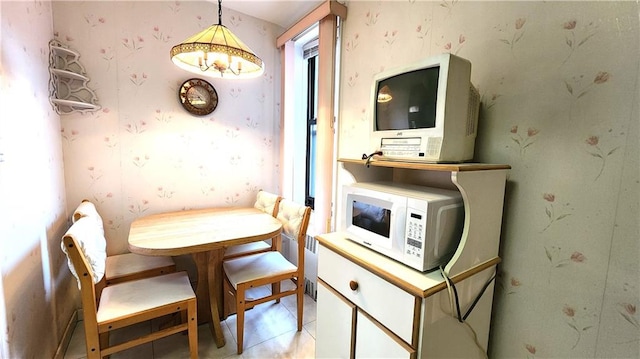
<box><xmin>0</xmin><ymin>1</ymin><xmax>73</xmax><ymax>357</ymax></box>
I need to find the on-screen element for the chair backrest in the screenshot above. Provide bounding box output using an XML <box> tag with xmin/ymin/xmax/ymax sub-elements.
<box><xmin>254</xmin><ymin>190</ymin><xmax>282</xmax><ymax>217</ymax></box>
<box><xmin>61</xmin><ymin>216</ymin><xmax>107</xmax><ymax>338</ymax></box>
<box><xmin>61</xmin><ymin>216</ymin><xmax>107</xmax><ymax>287</ymax></box>
<box><xmin>276</xmin><ymin>199</ymin><xmax>311</xmax><ymax>273</ymax></box>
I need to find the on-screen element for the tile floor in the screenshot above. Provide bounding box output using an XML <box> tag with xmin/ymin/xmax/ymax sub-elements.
<box><xmin>63</xmin><ymin>282</ymin><xmax>317</xmax><ymax>359</ymax></box>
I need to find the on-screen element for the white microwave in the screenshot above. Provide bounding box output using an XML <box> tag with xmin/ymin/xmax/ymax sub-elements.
<box><xmin>340</xmin><ymin>182</ymin><xmax>464</xmax><ymax>272</ymax></box>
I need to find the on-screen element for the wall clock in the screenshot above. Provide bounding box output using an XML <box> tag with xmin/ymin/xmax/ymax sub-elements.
<box><xmin>178</xmin><ymin>78</ymin><xmax>218</xmax><ymax>116</ymax></box>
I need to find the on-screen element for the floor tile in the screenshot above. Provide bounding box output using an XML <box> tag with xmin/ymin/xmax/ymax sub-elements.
<box><xmin>281</xmin><ymin>291</ymin><xmax>317</xmax><ymax>325</ymax></box>
<box><xmin>240</xmin><ymin>328</ymin><xmax>315</xmax><ymax>359</ymax></box>
<box><xmin>153</xmin><ymin>322</ymin><xmax>237</xmax><ymax>359</ymax></box>
<box><xmin>225</xmin><ymin>300</ymin><xmax>298</xmax><ymax>350</ymax></box>
<box><xmin>303</xmin><ymin>320</ymin><xmax>317</xmax><ymax>340</ymax></box>
<box><xmin>63</xmin><ymin>321</ymin><xmax>87</xmax><ymax>359</ymax></box>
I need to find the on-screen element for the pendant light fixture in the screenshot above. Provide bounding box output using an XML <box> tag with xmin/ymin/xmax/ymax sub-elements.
<box><xmin>377</xmin><ymin>85</ymin><xmax>393</xmax><ymax>103</ymax></box>
<box><xmin>170</xmin><ymin>0</ymin><xmax>264</xmax><ymax>79</ymax></box>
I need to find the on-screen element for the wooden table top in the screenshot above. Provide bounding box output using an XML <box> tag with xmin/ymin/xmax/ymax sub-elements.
<box><xmin>128</xmin><ymin>207</ymin><xmax>282</xmax><ymax>256</ymax></box>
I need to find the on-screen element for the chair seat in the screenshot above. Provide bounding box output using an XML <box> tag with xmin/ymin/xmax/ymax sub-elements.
<box><xmin>97</xmin><ymin>271</ymin><xmax>195</xmax><ymax>323</ymax></box>
<box><xmin>223</xmin><ymin>251</ymin><xmax>296</xmax><ymax>289</ymax></box>
<box><xmin>223</xmin><ymin>241</ymin><xmax>271</xmax><ymax>258</ymax></box>
<box><xmin>105</xmin><ymin>252</ymin><xmax>174</xmax><ymax>282</ymax></box>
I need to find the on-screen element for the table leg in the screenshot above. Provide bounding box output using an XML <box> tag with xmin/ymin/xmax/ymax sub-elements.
<box><xmin>207</xmin><ymin>249</ymin><xmax>225</xmax><ymax>348</ymax></box>
<box><xmin>273</xmin><ymin>233</ymin><xmax>282</xmax><ymax>252</ymax></box>
<box><xmin>192</xmin><ymin>251</ymin><xmax>226</xmax><ymax>348</ymax></box>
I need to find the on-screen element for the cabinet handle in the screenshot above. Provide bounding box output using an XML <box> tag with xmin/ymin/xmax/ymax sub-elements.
<box><xmin>349</xmin><ymin>280</ymin><xmax>359</xmax><ymax>291</ymax></box>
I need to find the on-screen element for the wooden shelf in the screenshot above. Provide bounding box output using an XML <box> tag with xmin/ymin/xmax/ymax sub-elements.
<box><xmin>50</xmin><ymin>98</ymin><xmax>100</xmax><ymax>111</ymax></box>
<box><xmin>50</xmin><ymin>68</ymin><xmax>90</xmax><ymax>81</ymax></box>
<box><xmin>338</xmin><ymin>158</ymin><xmax>511</xmax><ymax>172</ymax></box>
<box><xmin>50</xmin><ymin>44</ymin><xmax>77</xmax><ymax>57</ymax></box>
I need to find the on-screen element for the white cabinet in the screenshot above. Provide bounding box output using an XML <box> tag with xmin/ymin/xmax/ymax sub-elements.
<box><xmin>316</xmin><ymin>159</ymin><xmax>509</xmax><ymax>358</ymax></box>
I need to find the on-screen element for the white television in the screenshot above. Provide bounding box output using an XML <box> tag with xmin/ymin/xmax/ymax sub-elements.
<box><xmin>370</xmin><ymin>53</ymin><xmax>480</xmax><ymax>163</ymax></box>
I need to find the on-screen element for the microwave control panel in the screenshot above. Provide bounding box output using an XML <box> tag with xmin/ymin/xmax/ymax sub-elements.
<box><xmin>405</xmin><ymin>210</ymin><xmax>426</xmax><ymax>258</ymax></box>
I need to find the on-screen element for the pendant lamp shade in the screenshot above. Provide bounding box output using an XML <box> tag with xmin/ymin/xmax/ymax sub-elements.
<box><xmin>170</xmin><ymin>0</ymin><xmax>264</xmax><ymax>79</ymax></box>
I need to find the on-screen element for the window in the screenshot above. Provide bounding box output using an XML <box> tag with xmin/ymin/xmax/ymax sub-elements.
<box><xmin>285</xmin><ymin>28</ymin><xmax>318</xmax><ymax>210</ymax></box>
<box><xmin>277</xmin><ymin>3</ymin><xmax>345</xmax><ymax>234</ymax></box>
<box><xmin>304</xmin><ymin>42</ymin><xmax>319</xmax><ymax>209</ymax></box>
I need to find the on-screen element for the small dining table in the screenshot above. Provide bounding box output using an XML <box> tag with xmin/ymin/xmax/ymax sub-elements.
<box><xmin>127</xmin><ymin>207</ymin><xmax>282</xmax><ymax>348</ymax></box>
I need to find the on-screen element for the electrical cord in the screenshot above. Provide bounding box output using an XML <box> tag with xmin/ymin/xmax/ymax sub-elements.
<box><xmin>441</xmin><ymin>266</ymin><xmax>457</xmax><ymax>324</ymax></box>
<box><xmin>463</xmin><ymin>272</ymin><xmax>496</xmax><ymax>321</ymax></box>
<box><xmin>440</xmin><ymin>266</ymin><xmax>463</xmax><ymax>322</ymax></box>
<box><xmin>439</xmin><ymin>266</ymin><xmax>497</xmax><ymax>321</ymax></box>
<box><xmin>362</xmin><ymin>151</ymin><xmax>383</xmax><ymax>167</ymax></box>
<box><xmin>440</xmin><ymin>266</ymin><xmax>494</xmax><ymax>359</ymax></box>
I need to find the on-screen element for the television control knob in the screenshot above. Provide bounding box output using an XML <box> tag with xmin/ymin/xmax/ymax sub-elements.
<box><xmin>349</xmin><ymin>280</ymin><xmax>359</xmax><ymax>291</ymax></box>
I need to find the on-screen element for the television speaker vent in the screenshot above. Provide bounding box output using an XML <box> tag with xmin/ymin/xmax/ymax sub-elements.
<box><xmin>466</xmin><ymin>85</ymin><xmax>480</xmax><ymax>137</ymax></box>
<box><xmin>426</xmin><ymin>137</ymin><xmax>442</xmax><ymax>157</ymax></box>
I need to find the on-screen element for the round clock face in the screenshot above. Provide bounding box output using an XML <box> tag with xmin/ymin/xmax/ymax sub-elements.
<box><xmin>178</xmin><ymin>78</ymin><xmax>218</xmax><ymax>116</ymax></box>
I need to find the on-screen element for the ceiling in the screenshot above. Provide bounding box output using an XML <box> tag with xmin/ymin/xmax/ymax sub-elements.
<box><xmin>221</xmin><ymin>0</ymin><xmax>324</xmax><ymax>29</ymax></box>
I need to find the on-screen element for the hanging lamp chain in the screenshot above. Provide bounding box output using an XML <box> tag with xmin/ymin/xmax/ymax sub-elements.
<box><xmin>218</xmin><ymin>0</ymin><xmax>223</xmax><ymax>25</ymax></box>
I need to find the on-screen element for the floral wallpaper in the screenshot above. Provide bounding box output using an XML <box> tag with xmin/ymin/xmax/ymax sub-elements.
<box><xmin>51</xmin><ymin>1</ymin><xmax>283</xmax><ymax>256</ymax></box>
<box><xmin>337</xmin><ymin>1</ymin><xmax>638</xmax><ymax>358</ymax></box>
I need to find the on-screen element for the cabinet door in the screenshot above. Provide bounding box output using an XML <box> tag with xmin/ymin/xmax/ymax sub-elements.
<box><xmin>316</xmin><ymin>280</ymin><xmax>356</xmax><ymax>359</ymax></box>
<box><xmin>355</xmin><ymin>310</ymin><xmax>414</xmax><ymax>359</ymax></box>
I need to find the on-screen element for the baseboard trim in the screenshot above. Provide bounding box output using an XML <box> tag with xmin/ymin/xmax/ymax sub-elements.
<box><xmin>54</xmin><ymin>309</ymin><xmax>79</xmax><ymax>359</ymax></box>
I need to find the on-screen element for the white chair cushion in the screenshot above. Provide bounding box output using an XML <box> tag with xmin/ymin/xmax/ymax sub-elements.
<box><xmin>277</xmin><ymin>199</ymin><xmax>307</xmax><ymax>239</ymax></box>
<box><xmin>254</xmin><ymin>191</ymin><xmax>279</xmax><ymax>215</ymax></box>
<box><xmin>223</xmin><ymin>252</ymin><xmax>296</xmax><ymax>289</ymax></box>
<box><xmin>97</xmin><ymin>271</ymin><xmax>195</xmax><ymax>323</ymax></box>
<box><xmin>61</xmin><ymin>216</ymin><xmax>106</xmax><ymax>288</ymax></box>
<box><xmin>105</xmin><ymin>253</ymin><xmax>174</xmax><ymax>280</ymax></box>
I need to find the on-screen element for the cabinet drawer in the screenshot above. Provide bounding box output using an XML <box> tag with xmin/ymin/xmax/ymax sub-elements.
<box><xmin>318</xmin><ymin>245</ymin><xmax>417</xmax><ymax>343</ymax></box>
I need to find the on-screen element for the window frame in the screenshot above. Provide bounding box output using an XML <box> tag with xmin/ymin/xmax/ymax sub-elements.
<box><xmin>305</xmin><ymin>55</ymin><xmax>318</xmax><ymax>209</ymax></box>
<box><xmin>277</xmin><ymin>0</ymin><xmax>346</xmax><ymax>234</ymax></box>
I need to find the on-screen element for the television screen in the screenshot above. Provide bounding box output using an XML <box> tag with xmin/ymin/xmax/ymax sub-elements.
<box><xmin>375</xmin><ymin>66</ymin><xmax>439</xmax><ymax>131</ymax></box>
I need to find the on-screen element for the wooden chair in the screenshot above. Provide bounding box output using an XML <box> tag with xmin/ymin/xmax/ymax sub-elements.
<box><xmin>61</xmin><ymin>216</ymin><xmax>198</xmax><ymax>359</ymax></box>
<box><xmin>222</xmin><ymin>199</ymin><xmax>311</xmax><ymax>354</ymax></box>
<box><xmin>73</xmin><ymin>200</ymin><xmax>176</xmax><ymax>285</ymax></box>
<box><xmin>222</xmin><ymin>190</ymin><xmax>282</xmax><ymax>260</ymax></box>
